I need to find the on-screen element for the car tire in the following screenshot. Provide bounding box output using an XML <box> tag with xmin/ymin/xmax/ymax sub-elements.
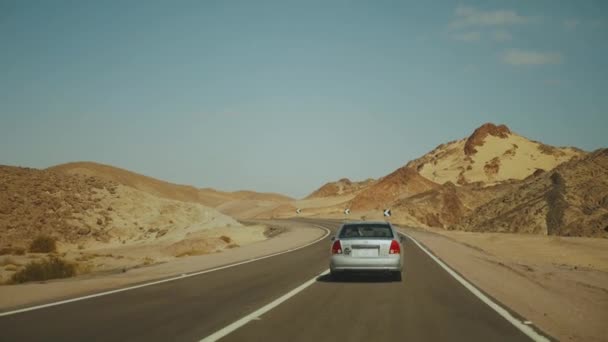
<box><xmin>392</xmin><ymin>271</ymin><xmax>402</xmax><ymax>282</ymax></box>
<box><xmin>331</xmin><ymin>271</ymin><xmax>343</xmax><ymax>281</ymax></box>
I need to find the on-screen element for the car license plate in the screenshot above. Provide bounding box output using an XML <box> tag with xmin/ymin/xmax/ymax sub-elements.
<box><xmin>352</xmin><ymin>248</ymin><xmax>378</xmax><ymax>257</ymax></box>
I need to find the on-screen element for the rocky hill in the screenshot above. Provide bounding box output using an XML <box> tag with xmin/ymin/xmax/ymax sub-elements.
<box><xmin>454</xmin><ymin>149</ymin><xmax>608</xmax><ymax>237</ymax></box>
<box><xmin>287</xmin><ymin>123</ymin><xmax>605</xmax><ymax>237</ymax></box>
<box><xmin>49</xmin><ymin>162</ymin><xmax>218</xmax><ymax>205</ymax></box>
<box><xmin>349</xmin><ymin>167</ymin><xmax>439</xmax><ymax>210</ymax></box>
<box><xmin>306</xmin><ymin>178</ymin><xmax>375</xmax><ymax>199</ymax></box>
<box><xmin>49</xmin><ymin>162</ymin><xmax>292</xmax><ymax>218</ymax></box>
<box><xmin>0</xmin><ymin>165</ymin><xmax>247</xmax><ymax>250</ymax></box>
<box><xmin>406</xmin><ymin>123</ymin><xmax>584</xmax><ymax>186</ymax></box>
<box><xmin>391</xmin><ymin>181</ymin><xmax>518</xmax><ymax>228</ymax></box>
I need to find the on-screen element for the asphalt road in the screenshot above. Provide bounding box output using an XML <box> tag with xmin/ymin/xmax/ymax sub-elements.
<box><xmin>0</xmin><ymin>219</ymin><xmax>541</xmax><ymax>341</ymax></box>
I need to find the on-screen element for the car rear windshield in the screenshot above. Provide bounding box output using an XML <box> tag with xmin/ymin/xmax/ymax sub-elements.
<box><xmin>339</xmin><ymin>224</ymin><xmax>393</xmax><ymax>239</ymax></box>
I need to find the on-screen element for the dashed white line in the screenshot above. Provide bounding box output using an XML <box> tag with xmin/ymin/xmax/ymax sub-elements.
<box><xmin>199</xmin><ymin>268</ymin><xmax>330</xmax><ymax>342</ymax></box>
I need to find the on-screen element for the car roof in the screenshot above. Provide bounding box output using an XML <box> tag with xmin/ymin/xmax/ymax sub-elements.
<box><xmin>341</xmin><ymin>221</ymin><xmax>392</xmax><ymax>226</ymax></box>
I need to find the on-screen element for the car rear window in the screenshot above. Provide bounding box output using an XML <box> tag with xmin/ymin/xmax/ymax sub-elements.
<box><xmin>339</xmin><ymin>224</ymin><xmax>393</xmax><ymax>239</ymax></box>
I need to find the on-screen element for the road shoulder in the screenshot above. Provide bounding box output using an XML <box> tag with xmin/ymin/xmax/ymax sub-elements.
<box><xmin>400</xmin><ymin>227</ymin><xmax>608</xmax><ymax>342</ymax></box>
<box><xmin>0</xmin><ymin>220</ymin><xmax>326</xmax><ymax>312</ymax></box>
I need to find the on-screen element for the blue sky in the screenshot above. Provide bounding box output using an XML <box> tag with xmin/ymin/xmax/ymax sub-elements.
<box><xmin>1</xmin><ymin>0</ymin><xmax>606</xmax><ymax>198</ymax></box>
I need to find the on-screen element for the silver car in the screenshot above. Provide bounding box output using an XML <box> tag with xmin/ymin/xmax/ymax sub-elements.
<box><xmin>330</xmin><ymin>221</ymin><xmax>404</xmax><ymax>281</ymax></box>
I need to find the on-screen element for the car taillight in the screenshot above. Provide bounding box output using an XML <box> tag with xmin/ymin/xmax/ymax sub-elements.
<box><xmin>389</xmin><ymin>240</ymin><xmax>400</xmax><ymax>254</ymax></box>
<box><xmin>331</xmin><ymin>240</ymin><xmax>342</xmax><ymax>254</ymax></box>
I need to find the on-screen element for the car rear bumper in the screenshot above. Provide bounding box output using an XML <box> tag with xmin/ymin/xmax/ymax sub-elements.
<box><xmin>330</xmin><ymin>255</ymin><xmax>402</xmax><ymax>272</ymax></box>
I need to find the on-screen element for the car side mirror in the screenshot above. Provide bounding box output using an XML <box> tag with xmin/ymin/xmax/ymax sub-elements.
<box><xmin>330</xmin><ymin>236</ymin><xmax>335</xmax><ymax>241</ymax></box>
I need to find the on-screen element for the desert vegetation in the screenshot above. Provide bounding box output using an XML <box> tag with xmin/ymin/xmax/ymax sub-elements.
<box><xmin>11</xmin><ymin>256</ymin><xmax>76</xmax><ymax>284</ymax></box>
<box><xmin>28</xmin><ymin>236</ymin><xmax>57</xmax><ymax>253</ymax></box>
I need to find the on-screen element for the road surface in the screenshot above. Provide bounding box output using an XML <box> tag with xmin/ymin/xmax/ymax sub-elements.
<box><xmin>0</xmin><ymin>219</ymin><xmax>548</xmax><ymax>341</ymax></box>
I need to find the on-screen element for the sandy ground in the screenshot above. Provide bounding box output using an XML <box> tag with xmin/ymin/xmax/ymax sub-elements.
<box><xmin>0</xmin><ymin>220</ymin><xmax>325</xmax><ymax>311</ymax></box>
<box><xmin>401</xmin><ymin>226</ymin><xmax>608</xmax><ymax>342</ymax></box>
<box><xmin>0</xmin><ymin>183</ymin><xmax>272</xmax><ymax>283</ymax></box>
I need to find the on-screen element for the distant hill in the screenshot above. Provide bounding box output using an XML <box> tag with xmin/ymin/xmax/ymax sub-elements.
<box><xmin>288</xmin><ymin>123</ymin><xmax>605</xmax><ymax>237</ymax></box>
<box><xmin>349</xmin><ymin>167</ymin><xmax>439</xmax><ymax>210</ymax></box>
<box><xmin>306</xmin><ymin>178</ymin><xmax>375</xmax><ymax>199</ymax></box>
<box><xmin>0</xmin><ymin>165</ymin><xmax>240</xmax><ymax>248</ymax></box>
<box><xmin>406</xmin><ymin>123</ymin><xmax>584</xmax><ymax>186</ymax></box>
<box><xmin>48</xmin><ymin>162</ymin><xmax>293</xmax><ymax>211</ymax></box>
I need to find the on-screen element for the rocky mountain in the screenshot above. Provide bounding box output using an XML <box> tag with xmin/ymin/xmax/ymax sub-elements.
<box><xmin>455</xmin><ymin>149</ymin><xmax>608</xmax><ymax>237</ymax></box>
<box><xmin>406</xmin><ymin>123</ymin><xmax>584</xmax><ymax>186</ymax></box>
<box><xmin>0</xmin><ymin>165</ymin><xmax>241</xmax><ymax>249</ymax></box>
<box><xmin>348</xmin><ymin>167</ymin><xmax>439</xmax><ymax>210</ymax></box>
<box><xmin>289</xmin><ymin>123</ymin><xmax>605</xmax><ymax>237</ymax></box>
<box><xmin>390</xmin><ymin>181</ymin><xmax>518</xmax><ymax>229</ymax></box>
<box><xmin>306</xmin><ymin>178</ymin><xmax>375</xmax><ymax>199</ymax></box>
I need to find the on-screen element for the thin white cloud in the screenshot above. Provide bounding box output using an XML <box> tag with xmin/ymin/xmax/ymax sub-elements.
<box><xmin>450</xmin><ymin>5</ymin><xmax>528</xmax><ymax>29</ymax></box>
<box><xmin>492</xmin><ymin>30</ymin><xmax>512</xmax><ymax>42</ymax></box>
<box><xmin>502</xmin><ymin>49</ymin><xmax>563</xmax><ymax>66</ymax></box>
<box><xmin>452</xmin><ymin>31</ymin><xmax>481</xmax><ymax>42</ymax></box>
<box><xmin>564</xmin><ymin>19</ymin><xmax>579</xmax><ymax>30</ymax></box>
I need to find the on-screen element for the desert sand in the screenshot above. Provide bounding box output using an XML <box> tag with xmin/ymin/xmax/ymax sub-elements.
<box><xmin>0</xmin><ymin>163</ymin><xmax>301</xmax><ymax>283</ymax></box>
<box><xmin>402</xmin><ymin>226</ymin><xmax>608</xmax><ymax>342</ymax></box>
<box><xmin>0</xmin><ymin>220</ymin><xmax>325</xmax><ymax>311</ymax></box>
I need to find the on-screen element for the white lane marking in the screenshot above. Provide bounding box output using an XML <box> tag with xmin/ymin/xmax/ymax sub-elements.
<box><xmin>200</xmin><ymin>269</ymin><xmax>330</xmax><ymax>342</ymax></box>
<box><xmin>0</xmin><ymin>225</ymin><xmax>331</xmax><ymax>317</ymax></box>
<box><xmin>400</xmin><ymin>232</ymin><xmax>550</xmax><ymax>342</ymax></box>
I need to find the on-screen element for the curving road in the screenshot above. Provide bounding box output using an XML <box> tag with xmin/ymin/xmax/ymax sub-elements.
<box><xmin>0</xmin><ymin>219</ymin><xmax>549</xmax><ymax>341</ymax></box>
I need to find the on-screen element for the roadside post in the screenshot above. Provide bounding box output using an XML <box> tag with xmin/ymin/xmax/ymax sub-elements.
<box><xmin>383</xmin><ymin>208</ymin><xmax>391</xmax><ymax>223</ymax></box>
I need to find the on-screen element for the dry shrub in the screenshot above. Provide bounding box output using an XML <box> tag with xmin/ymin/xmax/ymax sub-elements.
<box><xmin>175</xmin><ymin>251</ymin><xmax>191</xmax><ymax>258</ymax></box>
<box><xmin>11</xmin><ymin>256</ymin><xmax>76</xmax><ymax>284</ymax></box>
<box><xmin>29</xmin><ymin>236</ymin><xmax>57</xmax><ymax>253</ymax></box>
<box><xmin>0</xmin><ymin>247</ymin><xmax>26</xmax><ymax>256</ymax></box>
<box><xmin>219</xmin><ymin>235</ymin><xmax>232</xmax><ymax>243</ymax></box>
<box><xmin>175</xmin><ymin>249</ymin><xmax>211</xmax><ymax>258</ymax></box>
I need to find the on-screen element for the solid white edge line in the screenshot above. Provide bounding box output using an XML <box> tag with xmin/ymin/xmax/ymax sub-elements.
<box><xmin>0</xmin><ymin>225</ymin><xmax>331</xmax><ymax>317</ymax></box>
<box><xmin>199</xmin><ymin>268</ymin><xmax>331</xmax><ymax>342</ymax></box>
<box><xmin>399</xmin><ymin>232</ymin><xmax>550</xmax><ymax>342</ymax></box>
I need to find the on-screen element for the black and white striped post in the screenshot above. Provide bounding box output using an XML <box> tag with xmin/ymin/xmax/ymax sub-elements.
<box><xmin>383</xmin><ymin>208</ymin><xmax>391</xmax><ymax>222</ymax></box>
